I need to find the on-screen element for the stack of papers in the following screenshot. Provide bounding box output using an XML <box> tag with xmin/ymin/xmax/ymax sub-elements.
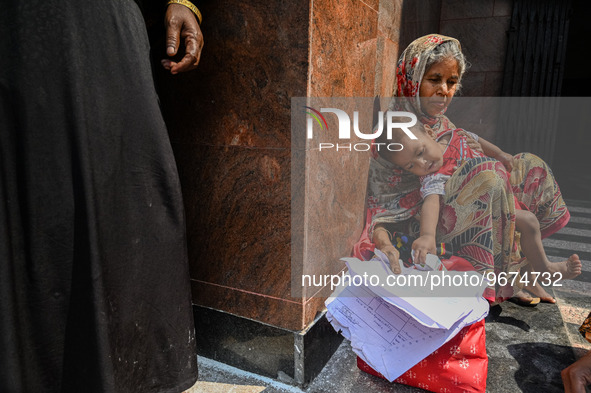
<box><xmin>325</xmin><ymin>250</ymin><xmax>489</xmax><ymax>382</ymax></box>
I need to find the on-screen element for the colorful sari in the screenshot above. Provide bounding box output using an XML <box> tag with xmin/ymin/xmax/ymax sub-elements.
<box><xmin>356</xmin><ymin>34</ymin><xmax>570</xmax><ymax>300</ymax></box>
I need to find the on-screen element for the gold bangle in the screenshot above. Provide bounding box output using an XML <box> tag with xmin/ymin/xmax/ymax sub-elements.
<box><xmin>373</xmin><ymin>226</ymin><xmax>392</xmax><ymax>242</ymax></box>
<box><xmin>167</xmin><ymin>0</ymin><xmax>203</xmax><ymax>24</ymax></box>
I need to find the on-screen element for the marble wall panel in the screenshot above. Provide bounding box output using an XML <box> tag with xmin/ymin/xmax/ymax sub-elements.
<box><xmin>158</xmin><ymin>0</ymin><xmax>309</xmax><ymax>331</ymax></box>
<box><xmin>377</xmin><ymin>0</ymin><xmax>403</xmax><ymax>43</ymax></box>
<box><xmin>299</xmin><ymin>0</ymin><xmax>380</xmax><ymax>327</ymax></box>
<box><xmin>363</xmin><ymin>0</ymin><xmax>380</xmax><ymax>13</ymax></box>
<box><xmin>375</xmin><ymin>35</ymin><xmax>400</xmax><ymax>98</ymax></box>
<box><xmin>161</xmin><ymin>0</ymin><xmax>309</xmax><ymax>150</ymax></box>
<box><xmin>309</xmin><ymin>0</ymin><xmax>379</xmax><ymax>97</ymax></box>
<box><xmin>175</xmin><ymin>144</ymin><xmax>292</xmax><ymax>298</ymax></box>
<box><xmin>302</xmin><ymin>144</ymin><xmax>370</xmax><ymax>281</ymax></box>
<box><xmin>298</xmin><ymin>96</ymin><xmax>374</xmax><ymax>291</ymax></box>
<box><xmin>191</xmin><ymin>281</ymin><xmax>304</xmax><ymax>332</ymax></box>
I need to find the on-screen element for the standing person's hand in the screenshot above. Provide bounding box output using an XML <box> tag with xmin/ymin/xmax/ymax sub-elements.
<box><xmin>162</xmin><ymin>4</ymin><xmax>204</xmax><ymax>74</ymax></box>
<box><xmin>562</xmin><ymin>350</ymin><xmax>591</xmax><ymax>392</ymax></box>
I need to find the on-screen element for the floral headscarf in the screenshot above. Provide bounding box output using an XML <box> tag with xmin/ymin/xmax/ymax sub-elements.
<box><xmin>389</xmin><ymin>33</ymin><xmax>463</xmax><ymax>135</ymax></box>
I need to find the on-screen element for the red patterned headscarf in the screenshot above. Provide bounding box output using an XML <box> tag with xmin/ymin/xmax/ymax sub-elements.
<box><xmin>390</xmin><ymin>34</ymin><xmax>464</xmax><ymax>135</ymax></box>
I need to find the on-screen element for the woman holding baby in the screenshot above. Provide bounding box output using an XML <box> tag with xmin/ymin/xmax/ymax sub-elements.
<box><xmin>356</xmin><ymin>34</ymin><xmax>581</xmax><ymax>303</ymax></box>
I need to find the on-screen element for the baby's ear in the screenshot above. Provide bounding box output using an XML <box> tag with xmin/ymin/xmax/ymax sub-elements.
<box><xmin>424</xmin><ymin>125</ymin><xmax>437</xmax><ymax>139</ymax></box>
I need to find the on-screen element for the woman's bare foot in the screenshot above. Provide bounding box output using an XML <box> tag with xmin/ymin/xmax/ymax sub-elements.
<box><xmin>547</xmin><ymin>254</ymin><xmax>582</xmax><ymax>281</ymax></box>
<box><xmin>511</xmin><ymin>289</ymin><xmax>540</xmax><ymax>306</ymax></box>
<box><xmin>517</xmin><ymin>257</ymin><xmax>580</xmax><ymax>303</ymax></box>
<box><xmin>523</xmin><ymin>283</ymin><xmax>556</xmax><ymax>303</ymax></box>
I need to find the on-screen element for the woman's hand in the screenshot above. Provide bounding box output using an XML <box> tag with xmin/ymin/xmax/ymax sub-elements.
<box><xmin>162</xmin><ymin>4</ymin><xmax>204</xmax><ymax>74</ymax></box>
<box><xmin>412</xmin><ymin>235</ymin><xmax>436</xmax><ymax>265</ymax></box>
<box><xmin>381</xmin><ymin>245</ymin><xmax>401</xmax><ymax>274</ymax></box>
<box><xmin>496</xmin><ymin>151</ymin><xmax>515</xmax><ymax>173</ymax></box>
<box><xmin>372</xmin><ymin>225</ymin><xmax>401</xmax><ymax>274</ymax></box>
<box><xmin>457</xmin><ymin>130</ymin><xmax>483</xmax><ymax>153</ymax></box>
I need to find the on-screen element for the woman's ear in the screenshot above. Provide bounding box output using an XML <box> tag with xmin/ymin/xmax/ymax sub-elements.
<box><xmin>424</xmin><ymin>125</ymin><xmax>437</xmax><ymax>139</ymax></box>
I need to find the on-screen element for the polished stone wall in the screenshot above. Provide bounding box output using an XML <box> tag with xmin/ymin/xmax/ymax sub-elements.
<box><xmin>157</xmin><ymin>0</ymin><xmax>406</xmax><ymax>332</ymax></box>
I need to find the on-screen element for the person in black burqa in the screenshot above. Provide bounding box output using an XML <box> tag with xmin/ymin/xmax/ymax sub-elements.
<box><xmin>0</xmin><ymin>1</ymin><xmax>204</xmax><ymax>391</ymax></box>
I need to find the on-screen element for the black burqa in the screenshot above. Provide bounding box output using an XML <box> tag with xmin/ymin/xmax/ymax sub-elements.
<box><xmin>0</xmin><ymin>1</ymin><xmax>198</xmax><ymax>392</ymax></box>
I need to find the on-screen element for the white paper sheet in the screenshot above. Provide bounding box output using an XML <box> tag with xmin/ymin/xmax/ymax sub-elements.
<box><xmin>342</xmin><ymin>252</ymin><xmax>489</xmax><ymax>330</ymax></box>
<box><xmin>325</xmin><ymin>251</ymin><xmax>489</xmax><ymax>381</ymax></box>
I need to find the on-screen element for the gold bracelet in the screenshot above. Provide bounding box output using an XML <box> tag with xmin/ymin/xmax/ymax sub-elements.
<box><xmin>167</xmin><ymin>0</ymin><xmax>202</xmax><ymax>24</ymax></box>
<box><xmin>373</xmin><ymin>226</ymin><xmax>393</xmax><ymax>242</ymax></box>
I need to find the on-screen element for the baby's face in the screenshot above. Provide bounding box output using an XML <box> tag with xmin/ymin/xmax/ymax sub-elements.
<box><xmin>389</xmin><ymin>131</ymin><xmax>444</xmax><ymax>176</ymax></box>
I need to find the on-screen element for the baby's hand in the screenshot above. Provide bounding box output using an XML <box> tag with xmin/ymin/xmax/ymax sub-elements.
<box><xmin>497</xmin><ymin>152</ymin><xmax>515</xmax><ymax>173</ymax></box>
<box><xmin>412</xmin><ymin>235</ymin><xmax>436</xmax><ymax>265</ymax></box>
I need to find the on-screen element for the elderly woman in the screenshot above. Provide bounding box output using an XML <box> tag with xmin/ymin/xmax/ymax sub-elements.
<box><xmin>356</xmin><ymin>34</ymin><xmax>576</xmax><ymax>303</ymax></box>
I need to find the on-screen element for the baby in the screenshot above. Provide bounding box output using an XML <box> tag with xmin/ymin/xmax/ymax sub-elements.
<box><xmin>380</xmin><ymin>122</ymin><xmax>582</xmax><ymax>281</ymax></box>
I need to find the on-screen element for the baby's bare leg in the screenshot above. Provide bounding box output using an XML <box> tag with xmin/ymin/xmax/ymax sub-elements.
<box><xmin>516</xmin><ymin>209</ymin><xmax>582</xmax><ymax>280</ymax></box>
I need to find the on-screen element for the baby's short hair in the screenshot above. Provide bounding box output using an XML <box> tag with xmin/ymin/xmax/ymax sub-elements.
<box><xmin>376</xmin><ymin>117</ymin><xmax>426</xmax><ymax>144</ymax></box>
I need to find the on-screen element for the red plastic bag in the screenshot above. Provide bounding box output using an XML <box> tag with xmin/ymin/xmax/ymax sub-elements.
<box><xmin>357</xmin><ymin>319</ymin><xmax>488</xmax><ymax>393</ymax></box>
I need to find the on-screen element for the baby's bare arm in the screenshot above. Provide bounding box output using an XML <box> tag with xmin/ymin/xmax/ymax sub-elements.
<box><xmin>413</xmin><ymin>194</ymin><xmax>440</xmax><ymax>264</ymax></box>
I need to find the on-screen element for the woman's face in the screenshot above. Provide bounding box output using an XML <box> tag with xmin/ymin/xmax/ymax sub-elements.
<box><xmin>419</xmin><ymin>57</ymin><xmax>460</xmax><ymax>117</ymax></box>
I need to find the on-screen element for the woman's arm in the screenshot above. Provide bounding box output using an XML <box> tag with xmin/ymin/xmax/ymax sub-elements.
<box><xmin>477</xmin><ymin>137</ymin><xmax>515</xmax><ymax>172</ymax></box>
<box><xmin>372</xmin><ymin>225</ymin><xmax>402</xmax><ymax>274</ymax></box>
<box><xmin>412</xmin><ymin>194</ymin><xmax>439</xmax><ymax>264</ymax></box>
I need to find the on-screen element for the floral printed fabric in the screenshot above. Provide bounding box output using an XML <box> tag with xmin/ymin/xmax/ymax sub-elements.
<box><xmin>361</xmin><ymin>151</ymin><xmax>569</xmax><ymax>301</ymax></box>
<box><xmin>437</xmin><ymin>157</ymin><xmax>518</xmax><ymax>300</ymax></box>
<box><xmin>509</xmin><ymin>153</ymin><xmax>570</xmax><ymax>239</ymax></box>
